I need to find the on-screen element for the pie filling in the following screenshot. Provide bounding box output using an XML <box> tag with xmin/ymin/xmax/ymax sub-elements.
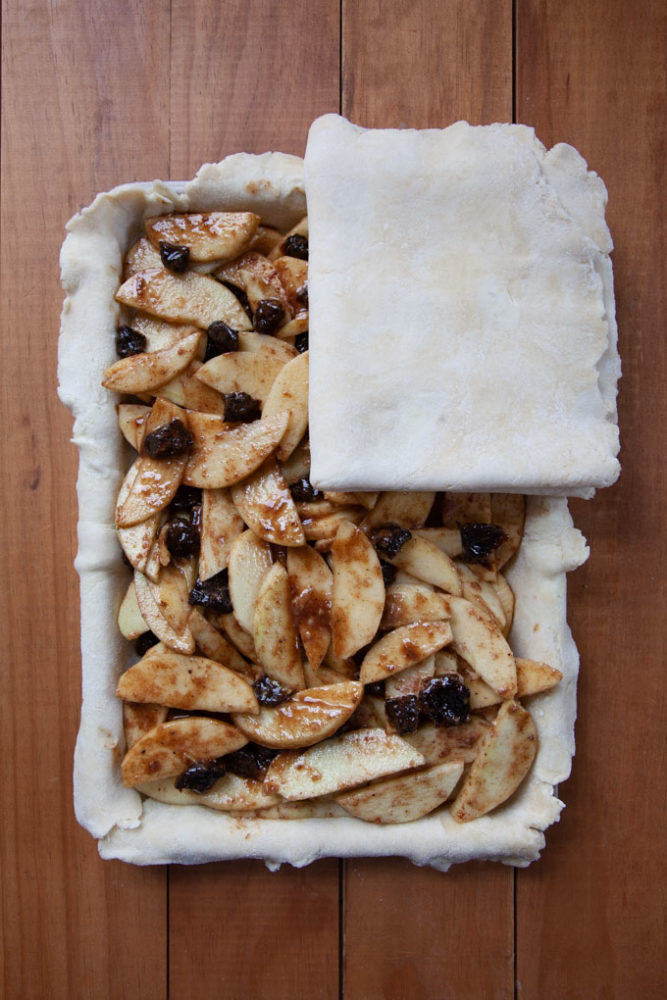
<box><xmin>105</xmin><ymin>208</ymin><xmax>563</xmax><ymax>827</ymax></box>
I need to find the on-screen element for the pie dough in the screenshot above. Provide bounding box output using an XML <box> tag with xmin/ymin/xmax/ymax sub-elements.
<box><xmin>59</xmin><ymin>147</ymin><xmax>589</xmax><ymax>869</ymax></box>
<box><xmin>305</xmin><ymin>115</ymin><xmax>620</xmax><ymax>498</ymax></box>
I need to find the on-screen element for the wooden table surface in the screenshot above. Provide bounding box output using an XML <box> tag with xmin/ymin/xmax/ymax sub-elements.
<box><xmin>2</xmin><ymin>1</ymin><xmax>665</xmax><ymax>997</ymax></box>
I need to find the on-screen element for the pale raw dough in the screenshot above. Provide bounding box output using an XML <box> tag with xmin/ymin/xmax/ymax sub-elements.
<box><xmin>305</xmin><ymin>115</ymin><xmax>621</xmax><ymax>497</ymax></box>
<box><xmin>59</xmin><ymin>146</ymin><xmax>589</xmax><ymax>869</ymax></box>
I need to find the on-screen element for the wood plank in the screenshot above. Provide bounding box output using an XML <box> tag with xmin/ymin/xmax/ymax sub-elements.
<box><xmin>0</xmin><ymin>2</ymin><xmax>171</xmax><ymax>997</ymax></box>
<box><xmin>515</xmin><ymin>2</ymin><xmax>666</xmax><ymax>997</ymax></box>
<box><xmin>169</xmin><ymin>861</ymin><xmax>340</xmax><ymax>1000</ymax></box>
<box><xmin>167</xmin><ymin>5</ymin><xmax>341</xmax><ymax>999</ymax></box>
<box><xmin>344</xmin><ymin>860</ymin><xmax>513</xmax><ymax>1000</ymax></box>
<box><xmin>341</xmin><ymin>4</ymin><xmax>514</xmax><ymax>999</ymax></box>
<box><xmin>342</xmin><ymin>0</ymin><xmax>512</xmax><ymax>128</ymax></box>
<box><xmin>169</xmin><ymin>0</ymin><xmax>341</xmax><ymax>176</ymax></box>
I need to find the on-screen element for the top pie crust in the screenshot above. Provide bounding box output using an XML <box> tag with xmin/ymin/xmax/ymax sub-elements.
<box><xmin>305</xmin><ymin>115</ymin><xmax>621</xmax><ymax>498</ymax></box>
<box><xmin>59</xmin><ymin>144</ymin><xmax>589</xmax><ymax>869</ymax></box>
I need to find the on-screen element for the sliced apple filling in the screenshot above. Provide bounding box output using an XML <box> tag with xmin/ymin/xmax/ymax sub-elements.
<box><xmin>105</xmin><ymin>208</ymin><xmax>561</xmax><ymax>825</ymax></box>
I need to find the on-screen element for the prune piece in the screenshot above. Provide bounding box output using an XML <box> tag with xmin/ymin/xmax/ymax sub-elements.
<box><xmin>380</xmin><ymin>560</ymin><xmax>397</xmax><ymax>587</ymax></box>
<box><xmin>135</xmin><ymin>631</ymin><xmax>159</xmax><ymax>657</ymax></box>
<box><xmin>175</xmin><ymin>757</ymin><xmax>226</xmax><ymax>794</ymax></box>
<box><xmin>385</xmin><ymin>695</ymin><xmax>420</xmax><ymax>735</ymax></box>
<box><xmin>224</xmin><ymin>743</ymin><xmax>278</xmax><ymax>780</ymax></box>
<box><xmin>159</xmin><ymin>241</ymin><xmax>190</xmax><ymax>274</ymax></box>
<box><xmin>295</xmin><ymin>332</ymin><xmax>309</xmax><ymax>354</ymax></box>
<box><xmin>283</xmin><ymin>234</ymin><xmax>309</xmax><ymax>260</ymax></box>
<box><xmin>253</xmin><ymin>298</ymin><xmax>284</xmax><ymax>335</ymax></box>
<box><xmin>166</xmin><ymin>517</ymin><xmax>200</xmax><ymax>558</ymax></box>
<box><xmin>372</xmin><ymin>524</ymin><xmax>412</xmax><ymax>558</ymax></box>
<box><xmin>289</xmin><ymin>477</ymin><xmax>323</xmax><ymax>503</ymax></box>
<box><xmin>296</xmin><ymin>282</ymin><xmax>308</xmax><ymax>307</ymax></box>
<box><xmin>419</xmin><ymin>675</ymin><xmax>470</xmax><ymax>727</ymax></box>
<box><xmin>142</xmin><ymin>419</ymin><xmax>194</xmax><ymax>457</ymax></box>
<box><xmin>115</xmin><ymin>324</ymin><xmax>146</xmax><ymax>358</ymax></box>
<box><xmin>205</xmin><ymin>320</ymin><xmax>238</xmax><ymax>361</ymax></box>
<box><xmin>364</xmin><ymin>679</ymin><xmax>386</xmax><ymax>698</ymax></box>
<box><xmin>253</xmin><ymin>675</ymin><xmax>291</xmax><ymax>706</ymax></box>
<box><xmin>188</xmin><ymin>571</ymin><xmax>232</xmax><ymax>613</ymax></box>
<box><xmin>223</xmin><ymin>391</ymin><xmax>261</xmax><ymax>423</ymax></box>
<box><xmin>170</xmin><ymin>485</ymin><xmax>202</xmax><ymax>512</ymax></box>
<box><xmin>459</xmin><ymin>522</ymin><xmax>508</xmax><ymax>565</ymax></box>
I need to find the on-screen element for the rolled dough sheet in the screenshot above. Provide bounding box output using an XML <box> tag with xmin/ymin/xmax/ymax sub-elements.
<box><xmin>305</xmin><ymin>115</ymin><xmax>621</xmax><ymax>497</ymax></box>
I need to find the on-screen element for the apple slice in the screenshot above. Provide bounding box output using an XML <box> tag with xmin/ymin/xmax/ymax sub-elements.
<box><xmin>385</xmin><ymin>655</ymin><xmax>436</xmax><ymax>699</ymax></box>
<box><xmin>122</xmin><ymin>702</ymin><xmax>168</xmax><ymax>748</ymax></box>
<box><xmin>145</xmin><ymin>211</ymin><xmax>260</xmax><ymax>262</ymax></box>
<box><xmin>273</xmin><ymin>255</ymin><xmax>308</xmax><ymax>313</ymax></box>
<box><xmin>402</xmin><ymin>717</ymin><xmax>490</xmax><ymax>766</ymax></box>
<box><xmin>492</xmin><ymin>573</ymin><xmax>515</xmax><ymax>635</ymax></box>
<box><xmin>286</xmin><ymin>545</ymin><xmax>332</xmax><ymax>670</ymax></box>
<box><xmin>199</xmin><ymin>487</ymin><xmax>245</xmax><ymax>580</ymax></box>
<box><xmin>251</xmin><ymin>800</ymin><xmax>348</xmax><ymax>820</ymax></box>
<box><xmin>146</xmin><ymin>562</ymin><xmax>193</xmax><ymax>635</ymax></box>
<box><xmin>325</xmin><ymin>491</ymin><xmax>379</xmax><ymax>511</ymax></box>
<box><xmin>214</xmin><ymin>251</ymin><xmax>289</xmax><ymax>312</ymax></box>
<box><xmin>382</xmin><ymin>535</ymin><xmax>463</xmax><ymax>596</ymax></box>
<box><xmin>116</xmin><ymin>268</ymin><xmax>252</xmax><ymax>330</ymax></box>
<box><xmin>214</xmin><ymin>612</ymin><xmax>258</xmax><ymax>662</ymax></box>
<box><xmin>195</xmin><ymin>344</ymin><xmax>289</xmax><ymax>403</ymax></box>
<box><xmin>117</xmin><ymin>579</ymin><xmax>148</xmax><ymax>640</ymax></box>
<box><xmin>336</xmin><ymin>760</ymin><xmax>464</xmax><ymax>824</ymax></box>
<box><xmin>275</xmin><ymin>312</ymin><xmax>308</xmax><ymax>340</ymax></box>
<box><xmin>249</xmin><ymin>224</ymin><xmax>283</xmax><ymax>256</ymax></box>
<box><xmin>359</xmin><ymin>621</ymin><xmax>452</xmax><ymax>685</ymax></box>
<box><xmin>137</xmin><ymin>773</ymin><xmax>279</xmax><ymax>811</ymax></box>
<box><xmin>263</xmin><ymin>728</ymin><xmax>424</xmax><ymax>800</ymax></box>
<box><xmin>237</xmin><ymin>331</ymin><xmax>298</xmax><ymax>362</ymax></box>
<box><xmin>227</xmin><ymin>529</ymin><xmax>273</xmax><ymax>634</ymax></box>
<box><xmin>448</xmin><ymin>596</ymin><xmax>517</xmax><ymax>697</ymax></box>
<box><xmin>232</xmin><ymin>681</ymin><xmax>362</xmax><ymax>749</ymax></box>
<box><xmin>116</xmin><ymin>648</ymin><xmax>258</xmax><ymax>714</ymax></box>
<box><xmin>450</xmin><ymin>701</ymin><xmax>538</xmax><ymax>822</ymax></box>
<box><xmin>261</xmin><ymin>351</ymin><xmax>309</xmax><ymax>460</ymax></box>
<box><xmin>116</xmin><ymin>460</ymin><xmax>162</xmax><ymax>568</ymax></box>
<box><xmin>253</xmin><ymin>563</ymin><xmax>305</xmax><ymax>691</ymax></box>
<box><xmin>156</xmin><ymin>361</ymin><xmax>225</xmax><ymax>415</ymax></box>
<box><xmin>456</xmin><ymin>563</ymin><xmax>507</xmax><ymax>630</ymax></box>
<box><xmin>303</xmin><ymin>508</ymin><xmax>365</xmax><ymax>546</ymax></box>
<box><xmin>130</xmin><ymin>315</ymin><xmax>207</xmax><ymax>356</ymax></box>
<box><xmin>279</xmin><ymin>436</ymin><xmax>311</xmax><ymax>484</ymax></box>
<box><xmin>360</xmin><ymin>491</ymin><xmax>435</xmax><ymax>532</ymax></box>
<box><xmin>413</xmin><ymin>527</ymin><xmax>463</xmax><ymax>558</ymax></box>
<box><xmin>117</xmin><ymin>404</ymin><xmax>150</xmax><ymax>450</ymax></box>
<box><xmin>124</xmin><ymin>236</ymin><xmax>162</xmax><ymax>277</ymax></box>
<box><xmin>490</xmin><ymin>494</ymin><xmax>526</xmax><ymax>569</ymax></box>
<box><xmin>331</xmin><ymin>521</ymin><xmax>385</xmax><ymax>659</ymax></box>
<box><xmin>121</xmin><ymin>717</ymin><xmax>247</xmax><ymax>787</ymax></box>
<box><xmin>380</xmin><ymin>584</ymin><xmax>452</xmax><ymax>630</ymax></box>
<box><xmin>268</xmin><ymin>216</ymin><xmax>308</xmax><ymax>260</ymax></box>
<box><xmin>231</xmin><ymin>458</ymin><xmax>304</xmax><ymax>546</ymax></box>
<box><xmin>188</xmin><ymin>607</ymin><xmax>249</xmax><ymax>673</ymax></box>
<box><xmin>116</xmin><ymin>399</ymin><xmax>191</xmax><ymax>527</ymax></box>
<box><xmin>440</xmin><ymin>492</ymin><xmax>492</xmax><ymax>527</ymax></box>
<box><xmin>466</xmin><ymin>658</ymin><xmax>563</xmax><ymax>709</ymax></box>
<box><xmin>134</xmin><ymin>569</ymin><xmax>195</xmax><ymax>654</ymax></box>
<box><xmin>183</xmin><ymin>411</ymin><xmax>288</xmax><ymax>489</ymax></box>
<box><xmin>102</xmin><ymin>329</ymin><xmax>201</xmax><ymax>394</ymax></box>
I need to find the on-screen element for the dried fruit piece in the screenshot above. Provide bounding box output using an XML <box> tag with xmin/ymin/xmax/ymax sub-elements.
<box><xmin>372</xmin><ymin>524</ymin><xmax>412</xmax><ymax>558</ymax></box>
<box><xmin>253</xmin><ymin>676</ymin><xmax>291</xmax><ymax>706</ymax></box>
<box><xmin>222</xmin><ymin>392</ymin><xmax>262</xmax><ymax>423</ymax></box>
<box><xmin>159</xmin><ymin>241</ymin><xmax>190</xmax><ymax>273</ymax></box>
<box><xmin>418</xmin><ymin>675</ymin><xmax>470</xmax><ymax>727</ymax></box>
<box><xmin>116</xmin><ymin>324</ymin><xmax>146</xmax><ymax>358</ymax></box>
<box><xmin>188</xmin><ymin>570</ymin><xmax>232</xmax><ymax>613</ymax></box>
<box><xmin>459</xmin><ymin>522</ymin><xmax>508</xmax><ymax>566</ymax></box>
<box><xmin>283</xmin><ymin>234</ymin><xmax>309</xmax><ymax>260</ymax></box>
<box><xmin>385</xmin><ymin>695</ymin><xmax>420</xmax><ymax>735</ymax></box>
<box><xmin>143</xmin><ymin>419</ymin><xmax>194</xmax><ymax>458</ymax></box>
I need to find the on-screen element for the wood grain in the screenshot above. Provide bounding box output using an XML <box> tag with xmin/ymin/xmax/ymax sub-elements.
<box><xmin>341</xmin><ymin>5</ymin><xmax>515</xmax><ymax>999</ymax></box>
<box><xmin>0</xmin><ymin>2</ymin><xmax>170</xmax><ymax>997</ymax></box>
<box><xmin>169</xmin><ymin>861</ymin><xmax>340</xmax><ymax>1000</ymax></box>
<box><xmin>169</xmin><ymin>0</ymin><xmax>341</xmax><ymax>175</ymax></box>
<box><xmin>515</xmin><ymin>2</ymin><xmax>667</xmax><ymax>997</ymax></box>
<box><xmin>166</xmin><ymin>4</ymin><xmax>341</xmax><ymax>997</ymax></box>
<box><xmin>342</xmin><ymin>0</ymin><xmax>513</xmax><ymax>128</ymax></box>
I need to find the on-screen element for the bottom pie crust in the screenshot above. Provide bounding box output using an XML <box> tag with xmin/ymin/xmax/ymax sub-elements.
<box><xmin>59</xmin><ymin>156</ymin><xmax>588</xmax><ymax>869</ymax></box>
